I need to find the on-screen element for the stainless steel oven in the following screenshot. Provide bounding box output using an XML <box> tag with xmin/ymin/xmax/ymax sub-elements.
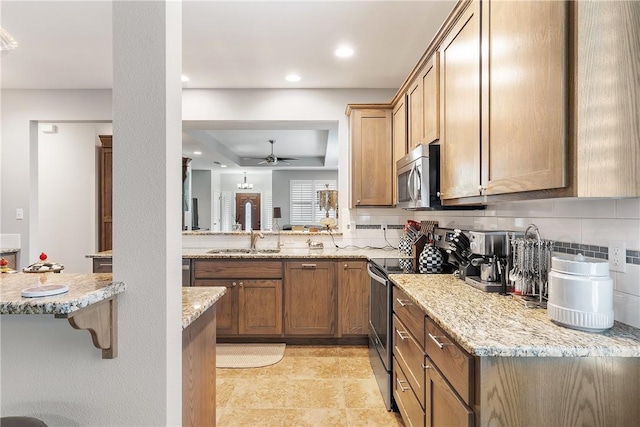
<box><xmin>367</xmin><ymin>257</ymin><xmax>418</xmax><ymax>411</ymax></box>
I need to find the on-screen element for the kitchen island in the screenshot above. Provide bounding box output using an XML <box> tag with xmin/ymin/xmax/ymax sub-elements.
<box><xmin>182</xmin><ymin>286</ymin><xmax>226</xmax><ymax>427</ymax></box>
<box><xmin>390</xmin><ymin>273</ymin><xmax>640</xmax><ymax>427</ymax></box>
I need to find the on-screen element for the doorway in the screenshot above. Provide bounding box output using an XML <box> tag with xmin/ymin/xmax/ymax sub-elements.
<box><xmin>235</xmin><ymin>193</ymin><xmax>261</xmax><ymax>231</ymax></box>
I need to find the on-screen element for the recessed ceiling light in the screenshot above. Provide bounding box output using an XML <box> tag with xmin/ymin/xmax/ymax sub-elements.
<box><xmin>335</xmin><ymin>46</ymin><xmax>354</xmax><ymax>58</ymax></box>
<box><xmin>193</xmin><ymin>151</ymin><xmax>202</xmax><ymax>155</ymax></box>
<box><xmin>220</xmin><ymin>164</ymin><xmax>227</xmax><ymax>168</ymax></box>
<box><xmin>285</xmin><ymin>74</ymin><xmax>301</xmax><ymax>82</ymax></box>
<box><xmin>181</xmin><ymin>75</ymin><xmax>190</xmax><ymax>83</ymax></box>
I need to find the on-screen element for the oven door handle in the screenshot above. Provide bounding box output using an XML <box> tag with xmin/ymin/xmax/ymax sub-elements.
<box><xmin>367</xmin><ymin>262</ymin><xmax>388</xmax><ymax>286</ymax></box>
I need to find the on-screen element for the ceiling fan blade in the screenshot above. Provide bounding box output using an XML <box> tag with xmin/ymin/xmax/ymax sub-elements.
<box><xmin>276</xmin><ymin>157</ymin><xmax>299</xmax><ymax>161</ymax></box>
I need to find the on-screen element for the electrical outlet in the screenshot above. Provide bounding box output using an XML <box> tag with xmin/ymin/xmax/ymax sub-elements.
<box><xmin>381</xmin><ymin>223</ymin><xmax>388</xmax><ymax>231</ymax></box>
<box><xmin>609</xmin><ymin>241</ymin><xmax>626</xmax><ymax>273</ymax></box>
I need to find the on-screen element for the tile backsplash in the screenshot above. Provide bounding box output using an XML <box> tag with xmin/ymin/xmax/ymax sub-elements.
<box><xmin>347</xmin><ymin>198</ymin><xmax>640</xmax><ymax>328</ymax></box>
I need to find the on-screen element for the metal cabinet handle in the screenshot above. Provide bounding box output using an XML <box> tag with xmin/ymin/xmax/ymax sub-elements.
<box><xmin>301</xmin><ymin>264</ymin><xmax>317</xmax><ymax>268</ymax></box>
<box><xmin>100</xmin><ymin>263</ymin><xmax>113</xmax><ymax>267</ymax></box>
<box><xmin>239</xmin><ymin>281</ymin><xmax>244</xmax><ymax>287</ymax></box>
<box><xmin>344</xmin><ymin>264</ymin><xmax>348</xmax><ymax>269</ymax></box>
<box><xmin>428</xmin><ymin>332</ymin><xmax>451</xmax><ymax>349</ymax></box>
<box><xmin>181</xmin><ymin>264</ymin><xmax>190</xmax><ymax>270</ymax></box>
<box><xmin>396</xmin><ymin>378</ymin><xmax>410</xmax><ymax>392</ymax></box>
<box><xmin>396</xmin><ymin>330</ymin><xmax>410</xmax><ymax>341</ymax></box>
<box><xmin>232</xmin><ymin>281</ymin><xmax>237</xmax><ymax>287</ymax></box>
<box><xmin>422</xmin><ymin>363</ymin><xmax>431</xmax><ymax>370</ymax></box>
<box><xmin>395</xmin><ymin>298</ymin><xmax>412</xmax><ymax>307</ymax></box>
<box><xmin>356</xmin><ymin>199</ymin><xmax>361</xmax><ymax>204</ymax></box>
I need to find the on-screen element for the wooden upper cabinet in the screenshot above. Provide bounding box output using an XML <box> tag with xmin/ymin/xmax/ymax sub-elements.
<box><xmin>348</xmin><ymin>107</ymin><xmax>393</xmax><ymax>207</ymax></box>
<box><xmin>407</xmin><ymin>76</ymin><xmax>423</xmax><ymax>151</ymax></box>
<box><xmin>392</xmin><ymin>97</ymin><xmax>408</xmax><ymax>205</ymax></box>
<box><xmin>422</xmin><ymin>52</ymin><xmax>440</xmax><ymax>146</ymax></box>
<box><xmin>482</xmin><ymin>0</ymin><xmax>567</xmax><ymax>195</ymax></box>
<box><xmin>98</xmin><ymin>135</ymin><xmax>112</xmax><ymax>251</ymax></box>
<box><xmin>438</xmin><ymin>0</ymin><xmax>482</xmax><ymax>200</ymax></box>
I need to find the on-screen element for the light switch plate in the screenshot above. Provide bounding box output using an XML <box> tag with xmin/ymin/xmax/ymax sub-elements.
<box><xmin>16</xmin><ymin>208</ymin><xmax>24</xmax><ymax>220</ymax></box>
<box><xmin>609</xmin><ymin>241</ymin><xmax>626</xmax><ymax>273</ymax></box>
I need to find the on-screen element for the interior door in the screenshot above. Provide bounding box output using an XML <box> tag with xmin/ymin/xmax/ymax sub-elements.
<box><xmin>235</xmin><ymin>193</ymin><xmax>261</xmax><ymax>231</ymax></box>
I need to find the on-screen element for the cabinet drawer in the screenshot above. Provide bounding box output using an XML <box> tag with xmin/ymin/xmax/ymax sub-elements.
<box><xmin>425</xmin><ymin>318</ymin><xmax>474</xmax><ymax>406</ymax></box>
<box><xmin>93</xmin><ymin>258</ymin><xmax>113</xmax><ymax>273</ymax></box>
<box><xmin>393</xmin><ymin>287</ymin><xmax>425</xmax><ymax>347</ymax></box>
<box><xmin>393</xmin><ymin>314</ymin><xmax>426</xmax><ymax>409</ymax></box>
<box><xmin>393</xmin><ymin>358</ymin><xmax>425</xmax><ymax>427</ymax></box>
<box><xmin>193</xmin><ymin>260</ymin><xmax>282</xmax><ymax>279</ymax></box>
<box><xmin>426</xmin><ymin>356</ymin><xmax>474</xmax><ymax>427</ymax></box>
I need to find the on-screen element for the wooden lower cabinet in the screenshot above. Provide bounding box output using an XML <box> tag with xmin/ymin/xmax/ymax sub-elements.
<box><xmin>338</xmin><ymin>260</ymin><xmax>369</xmax><ymax>336</ymax></box>
<box><xmin>284</xmin><ymin>261</ymin><xmax>336</xmax><ymax>336</ymax></box>
<box><xmin>194</xmin><ymin>278</ymin><xmax>282</xmax><ymax>336</ymax></box>
<box><xmin>393</xmin><ymin>358</ymin><xmax>425</xmax><ymax>427</ymax></box>
<box><xmin>426</xmin><ymin>357</ymin><xmax>474</xmax><ymax>427</ymax></box>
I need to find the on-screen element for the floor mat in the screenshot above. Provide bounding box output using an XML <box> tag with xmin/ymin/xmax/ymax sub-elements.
<box><xmin>216</xmin><ymin>343</ymin><xmax>285</xmax><ymax>368</ymax></box>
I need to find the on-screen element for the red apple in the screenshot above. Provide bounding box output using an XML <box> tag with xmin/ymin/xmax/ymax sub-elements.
<box><xmin>39</xmin><ymin>252</ymin><xmax>47</xmax><ymax>261</ymax></box>
<box><xmin>0</xmin><ymin>258</ymin><xmax>8</xmax><ymax>266</ymax></box>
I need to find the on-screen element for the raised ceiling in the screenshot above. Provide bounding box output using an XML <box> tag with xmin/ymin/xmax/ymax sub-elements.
<box><xmin>1</xmin><ymin>0</ymin><xmax>456</xmax><ymax>169</ymax></box>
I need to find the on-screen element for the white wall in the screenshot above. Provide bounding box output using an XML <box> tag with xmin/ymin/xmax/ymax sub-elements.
<box><xmin>38</xmin><ymin>122</ymin><xmax>112</xmax><ymax>273</ymax></box>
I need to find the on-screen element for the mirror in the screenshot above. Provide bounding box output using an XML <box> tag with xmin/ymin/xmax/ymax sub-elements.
<box><xmin>182</xmin><ymin>120</ymin><xmax>339</xmax><ymax>232</ymax></box>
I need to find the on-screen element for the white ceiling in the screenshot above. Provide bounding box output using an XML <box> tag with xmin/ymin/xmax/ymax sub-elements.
<box><xmin>1</xmin><ymin>0</ymin><xmax>456</xmax><ymax>170</ymax></box>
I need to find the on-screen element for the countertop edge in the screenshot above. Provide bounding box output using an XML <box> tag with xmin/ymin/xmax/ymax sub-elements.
<box><xmin>182</xmin><ymin>287</ymin><xmax>226</xmax><ymax>330</ymax></box>
<box><xmin>390</xmin><ymin>274</ymin><xmax>640</xmax><ymax>358</ymax></box>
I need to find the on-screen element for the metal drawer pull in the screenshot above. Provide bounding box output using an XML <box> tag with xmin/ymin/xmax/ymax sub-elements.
<box><xmin>396</xmin><ymin>330</ymin><xmax>410</xmax><ymax>341</ymax></box>
<box><xmin>301</xmin><ymin>263</ymin><xmax>317</xmax><ymax>268</ymax></box>
<box><xmin>395</xmin><ymin>298</ymin><xmax>412</xmax><ymax>307</ymax></box>
<box><xmin>396</xmin><ymin>378</ymin><xmax>410</xmax><ymax>392</ymax></box>
<box><xmin>99</xmin><ymin>263</ymin><xmax>113</xmax><ymax>267</ymax></box>
<box><xmin>232</xmin><ymin>282</ymin><xmax>237</xmax><ymax>287</ymax></box>
<box><xmin>422</xmin><ymin>363</ymin><xmax>431</xmax><ymax>370</ymax></box>
<box><xmin>181</xmin><ymin>265</ymin><xmax>189</xmax><ymax>270</ymax></box>
<box><xmin>428</xmin><ymin>332</ymin><xmax>451</xmax><ymax>349</ymax></box>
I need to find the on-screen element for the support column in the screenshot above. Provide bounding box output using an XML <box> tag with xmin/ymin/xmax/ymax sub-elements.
<box><xmin>113</xmin><ymin>1</ymin><xmax>182</xmax><ymax>425</ymax></box>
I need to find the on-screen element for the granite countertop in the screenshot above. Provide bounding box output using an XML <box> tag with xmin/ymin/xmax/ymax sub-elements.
<box><xmin>0</xmin><ymin>248</ymin><xmax>20</xmax><ymax>254</ymax></box>
<box><xmin>87</xmin><ymin>247</ymin><xmax>404</xmax><ymax>260</ymax></box>
<box><xmin>391</xmin><ymin>274</ymin><xmax>640</xmax><ymax>358</ymax></box>
<box><xmin>182</xmin><ymin>286</ymin><xmax>226</xmax><ymax>330</ymax></box>
<box><xmin>0</xmin><ymin>272</ymin><xmax>125</xmax><ymax>315</ymax></box>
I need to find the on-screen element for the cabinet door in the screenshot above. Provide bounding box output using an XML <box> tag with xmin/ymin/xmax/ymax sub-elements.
<box><xmin>284</xmin><ymin>261</ymin><xmax>336</xmax><ymax>336</ymax></box>
<box><xmin>407</xmin><ymin>77</ymin><xmax>423</xmax><ymax>151</ymax></box>
<box><xmin>426</xmin><ymin>358</ymin><xmax>474</xmax><ymax>427</ymax></box>
<box><xmin>350</xmin><ymin>108</ymin><xmax>393</xmax><ymax>207</ymax></box>
<box><xmin>393</xmin><ymin>98</ymin><xmax>408</xmax><ymax>205</ymax></box>
<box><xmin>98</xmin><ymin>135</ymin><xmax>112</xmax><ymax>251</ymax></box>
<box><xmin>422</xmin><ymin>52</ymin><xmax>440</xmax><ymax>145</ymax></box>
<box><xmin>438</xmin><ymin>0</ymin><xmax>482</xmax><ymax>200</ymax></box>
<box><xmin>482</xmin><ymin>0</ymin><xmax>567</xmax><ymax>195</ymax></box>
<box><xmin>238</xmin><ymin>279</ymin><xmax>282</xmax><ymax>335</ymax></box>
<box><xmin>338</xmin><ymin>261</ymin><xmax>369</xmax><ymax>336</ymax></box>
<box><xmin>194</xmin><ymin>279</ymin><xmax>238</xmax><ymax>336</ymax></box>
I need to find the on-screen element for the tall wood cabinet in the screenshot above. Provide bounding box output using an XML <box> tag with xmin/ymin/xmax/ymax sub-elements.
<box><xmin>347</xmin><ymin>106</ymin><xmax>393</xmax><ymax>207</ymax></box>
<box><xmin>407</xmin><ymin>53</ymin><xmax>440</xmax><ymax>151</ymax></box>
<box><xmin>98</xmin><ymin>135</ymin><xmax>112</xmax><ymax>251</ymax></box>
<box><xmin>438</xmin><ymin>0</ymin><xmax>482</xmax><ymax>201</ymax></box>
<box><xmin>284</xmin><ymin>261</ymin><xmax>337</xmax><ymax>336</ymax></box>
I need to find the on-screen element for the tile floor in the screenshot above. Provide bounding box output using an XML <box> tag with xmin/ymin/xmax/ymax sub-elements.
<box><xmin>216</xmin><ymin>345</ymin><xmax>405</xmax><ymax>427</ymax></box>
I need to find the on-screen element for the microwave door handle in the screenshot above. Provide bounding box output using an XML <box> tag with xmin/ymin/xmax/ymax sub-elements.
<box><xmin>413</xmin><ymin>166</ymin><xmax>422</xmax><ymax>201</ymax></box>
<box><xmin>407</xmin><ymin>166</ymin><xmax>415</xmax><ymax>202</ymax></box>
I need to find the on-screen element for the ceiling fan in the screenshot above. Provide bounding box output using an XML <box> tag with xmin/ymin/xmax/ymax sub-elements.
<box><xmin>245</xmin><ymin>139</ymin><xmax>299</xmax><ymax>165</ymax></box>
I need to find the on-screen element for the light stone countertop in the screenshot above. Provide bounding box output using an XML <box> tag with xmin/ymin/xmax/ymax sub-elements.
<box><xmin>391</xmin><ymin>274</ymin><xmax>640</xmax><ymax>358</ymax></box>
<box><xmin>0</xmin><ymin>272</ymin><xmax>125</xmax><ymax>315</ymax></box>
<box><xmin>0</xmin><ymin>248</ymin><xmax>20</xmax><ymax>254</ymax></box>
<box><xmin>182</xmin><ymin>286</ymin><xmax>226</xmax><ymax>330</ymax></box>
<box><xmin>87</xmin><ymin>247</ymin><xmax>404</xmax><ymax>260</ymax></box>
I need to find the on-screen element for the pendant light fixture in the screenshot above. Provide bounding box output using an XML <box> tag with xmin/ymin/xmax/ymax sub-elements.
<box><xmin>237</xmin><ymin>172</ymin><xmax>253</xmax><ymax>189</ymax></box>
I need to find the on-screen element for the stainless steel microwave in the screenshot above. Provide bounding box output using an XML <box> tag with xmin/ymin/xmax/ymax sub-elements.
<box><xmin>396</xmin><ymin>144</ymin><xmax>441</xmax><ymax>210</ymax></box>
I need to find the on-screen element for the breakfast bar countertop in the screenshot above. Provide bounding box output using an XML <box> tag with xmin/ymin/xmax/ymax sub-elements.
<box><xmin>182</xmin><ymin>286</ymin><xmax>226</xmax><ymax>329</ymax></box>
<box><xmin>391</xmin><ymin>273</ymin><xmax>640</xmax><ymax>358</ymax></box>
<box><xmin>0</xmin><ymin>272</ymin><xmax>125</xmax><ymax>315</ymax></box>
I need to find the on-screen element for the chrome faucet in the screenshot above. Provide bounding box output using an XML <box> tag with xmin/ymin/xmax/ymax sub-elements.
<box><xmin>250</xmin><ymin>229</ymin><xmax>264</xmax><ymax>251</ymax></box>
